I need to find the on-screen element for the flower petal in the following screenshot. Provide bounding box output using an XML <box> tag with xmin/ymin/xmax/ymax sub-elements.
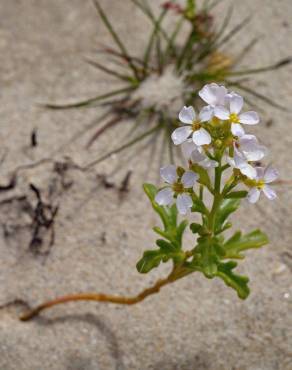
<box><xmin>234</xmin><ymin>150</ymin><xmax>257</xmax><ymax>178</ymax></box>
<box><xmin>199</xmin><ymin>105</ymin><xmax>214</xmax><ymax>122</ymax></box>
<box><xmin>199</xmin><ymin>83</ymin><xmax>218</xmax><ymax>106</ymax></box>
<box><xmin>176</xmin><ymin>194</ymin><xmax>193</xmax><ymax>215</ymax></box>
<box><xmin>247</xmin><ymin>187</ymin><xmax>260</xmax><ymax>203</ymax></box>
<box><xmin>192</xmin><ymin>128</ymin><xmax>211</xmax><ymax>146</ymax></box>
<box><xmin>155</xmin><ymin>187</ymin><xmax>174</xmax><ymax>206</ymax></box>
<box><xmin>243</xmin><ymin>145</ymin><xmax>268</xmax><ymax>161</ymax></box>
<box><xmin>262</xmin><ymin>185</ymin><xmax>277</xmax><ymax>200</ymax></box>
<box><xmin>214</xmin><ymin>106</ymin><xmax>230</xmax><ymax>120</ymax></box>
<box><xmin>181</xmin><ymin>170</ymin><xmax>198</xmax><ymax>188</ymax></box>
<box><xmin>160</xmin><ymin>165</ymin><xmax>177</xmax><ymax>184</ymax></box>
<box><xmin>255</xmin><ymin>167</ymin><xmax>265</xmax><ymax>180</ymax></box>
<box><xmin>179</xmin><ymin>106</ymin><xmax>196</xmax><ymax>124</ymax></box>
<box><xmin>263</xmin><ymin>166</ymin><xmax>279</xmax><ymax>183</ymax></box>
<box><xmin>181</xmin><ymin>139</ymin><xmax>196</xmax><ymax>160</ymax></box>
<box><xmin>240</xmin><ymin>164</ymin><xmax>257</xmax><ymax>179</ymax></box>
<box><xmin>171</xmin><ymin>126</ymin><xmax>192</xmax><ymax>145</ymax></box>
<box><xmin>239</xmin><ymin>111</ymin><xmax>259</xmax><ymax>125</ymax></box>
<box><xmin>239</xmin><ymin>136</ymin><xmax>267</xmax><ymax>161</ymax></box>
<box><xmin>231</xmin><ymin>123</ymin><xmax>245</xmax><ymax>137</ymax></box>
<box><xmin>200</xmin><ymin>158</ymin><xmax>218</xmax><ymax>168</ymax></box>
<box><xmin>230</xmin><ymin>94</ymin><xmax>243</xmax><ymax>114</ymax></box>
<box><xmin>190</xmin><ymin>147</ymin><xmax>206</xmax><ymax>163</ymax></box>
<box><xmin>226</xmin><ymin>155</ymin><xmax>235</xmax><ymax>167</ymax></box>
<box><xmin>199</xmin><ymin>83</ymin><xmax>227</xmax><ymax>106</ymax></box>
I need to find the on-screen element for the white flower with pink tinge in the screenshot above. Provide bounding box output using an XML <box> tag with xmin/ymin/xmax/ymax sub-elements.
<box><xmin>155</xmin><ymin>165</ymin><xmax>198</xmax><ymax>215</ymax></box>
<box><xmin>227</xmin><ymin>134</ymin><xmax>268</xmax><ymax>179</ymax></box>
<box><xmin>247</xmin><ymin>166</ymin><xmax>278</xmax><ymax>203</ymax></box>
<box><xmin>171</xmin><ymin>106</ymin><xmax>212</xmax><ymax>146</ymax></box>
<box><xmin>182</xmin><ymin>139</ymin><xmax>218</xmax><ymax>168</ymax></box>
<box><xmin>198</xmin><ymin>83</ymin><xmax>228</xmax><ymax>120</ymax></box>
<box><xmin>214</xmin><ymin>92</ymin><xmax>259</xmax><ymax>136</ymax></box>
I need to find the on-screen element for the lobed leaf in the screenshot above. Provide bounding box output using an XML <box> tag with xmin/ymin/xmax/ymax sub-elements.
<box><xmin>214</xmin><ymin>198</ymin><xmax>240</xmax><ymax>233</ymax></box>
<box><xmin>223</xmin><ymin>229</ymin><xmax>269</xmax><ymax>259</ymax></box>
<box><xmin>216</xmin><ymin>261</ymin><xmax>250</xmax><ymax>299</ymax></box>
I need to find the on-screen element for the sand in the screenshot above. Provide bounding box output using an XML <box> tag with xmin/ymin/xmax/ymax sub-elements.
<box><xmin>0</xmin><ymin>0</ymin><xmax>291</xmax><ymax>369</ymax></box>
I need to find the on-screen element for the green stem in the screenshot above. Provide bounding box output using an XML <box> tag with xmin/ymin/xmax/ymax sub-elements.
<box><xmin>208</xmin><ymin>157</ymin><xmax>223</xmax><ymax>233</ymax></box>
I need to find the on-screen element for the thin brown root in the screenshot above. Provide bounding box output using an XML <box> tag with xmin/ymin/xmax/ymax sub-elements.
<box><xmin>20</xmin><ymin>275</ymin><xmax>174</xmax><ymax>322</ymax></box>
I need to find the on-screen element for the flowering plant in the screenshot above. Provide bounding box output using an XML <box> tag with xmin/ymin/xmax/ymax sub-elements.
<box><xmin>45</xmin><ymin>0</ymin><xmax>290</xmax><ymax>171</ymax></box>
<box><xmin>20</xmin><ymin>84</ymin><xmax>277</xmax><ymax>321</ymax></box>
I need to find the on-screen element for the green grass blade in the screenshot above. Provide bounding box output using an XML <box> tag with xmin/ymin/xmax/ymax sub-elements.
<box><xmin>43</xmin><ymin>87</ymin><xmax>134</xmax><ymax>110</ymax></box>
<box><xmin>232</xmin><ymin>37</ymin><xmax>259</xmax><ymax>65</ymax></box>
<box><xmin>164</xmin><ymin>16</ymin><xmax>184</xmax><ymax>62</ymax></box>
<box><xmin>143</xmin><ymin>7</ymin><xmax>168</xmax><ymax>74</ymax></box>
<box><xmin>85</xmin><ymin>123</ymin><xmax>162</xmax><ymax>168</ymax></box>
<box><xmin>228</xmin><ymin>58</ymin><xmax>292</xmax><ymax>77</ymax></box>
<box><xmin>228</xmin><ymin>82</ymin><xmax>288</xmax><ymax>110</ymax></box>
<box><xmin>130</xmin><ymin>0</ymin><xmax>175</xmax><ymax>54</ymax></box>
<box><xmin>86</xmin><ymin>115</ymin><xmax>122</xmax><ymax>148</ymax></box>
<box><xmin>85</xmin><ymin>59</ymin><xmax>134</xmax><ymax>82</ymax></box>
<box><xmin>92</xmin><ymin>0</ymin><xmax>139</xmax><ymax>79</ymax></box>
<box><xmin>215</xmin><ymin>15</ymin><xmax>251</xmax><ymax>49</ymax></box>
<box><xmin>195</xmin><ymin>4</ymin><xmax>233</xmax><ymax>63</ymax></box>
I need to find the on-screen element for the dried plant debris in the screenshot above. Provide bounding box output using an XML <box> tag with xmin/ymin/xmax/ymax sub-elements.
<box><xmin>97</xmin><ymin>170</ymin><xmax>132</xmax><ymax>200</ymax></box>
<box><xmin>44</xmin><ymin>0</ymin><xmax>291</xmax><ymax>171</ymax></box>
<box><xmin>28</xmin><ymin>183</ymin><xmax>59</xmax><ymax>257</ymax></box>
<box><xmin>0</xmin><ymin>159</ymin><xmax>78</xmax><ymax>260</ymax></box>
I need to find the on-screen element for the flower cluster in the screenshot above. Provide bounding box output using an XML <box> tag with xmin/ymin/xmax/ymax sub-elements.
<box><xmin>156</xmin><ymin>83</ymin><xmax>278</xmax><ymax>214</ymax></box>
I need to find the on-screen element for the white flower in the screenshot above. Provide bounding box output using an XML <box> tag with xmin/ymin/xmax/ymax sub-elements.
<box><xmin>214</xmin><ymin>92</ymin><xmax>259</xmax><ymax>136</ymax></box>
<box><xmin>155</xmin><ymin>165</ymin><xmax>198</xmax><ymax>214</ymax></box>
<box><xmin>235</xmin><ymin>134</ymin><xmax>267</xmax><ymax>162</ymax></box>
<box><xmin>182</xmin><ymin>139</ymin><xmax>218</xmax><ymax>168</ymax></box>
<box><xmin>247</xmin><ymin>166</ymin><xmax>278</xmax><ymax>203</ymax></box>
<box><xmin>227</xmin><ymin>148</ymin><xmax>257</xmax><ymax>179</ymax></box>
<box><xmin>198</xmin><ymin>83</ymin><xmax>228</xmax><ymax>121</ymax></box>
<box><xmin>227</xmin><ymin>134</ymin><xmax>268</xmax><ymax>179</ymax></box>
<box><xmin>171</xmin><ymin>106</ymin><xmax>211</xmax><ymax>146</ymax></box>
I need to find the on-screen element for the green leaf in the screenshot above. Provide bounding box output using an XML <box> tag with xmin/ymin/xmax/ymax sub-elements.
<box><xmin>214</xmin><ymin>198</ymin><xmax>240</xmax><ymax>233</ymax></box>
<box><xmin>190</xmin><ymin>163</ymin><xmax>212</xmax><ymax>192</ymax></box>
<box><xmin>223</xmin><ymin>229</ymin><xmax>269</xmax><ymax>259</ymax></box>
<box><xmin>143</xmin><ymin>183</ymin><xmax>188</xmax><ymax>247</ymax></box>
<box><xmin>136</xmin><ymin>241</ymin><xmax>185</xmax><ymax>273</ymax></box>
<box><xmin>136</xmin><ymin>250</ymin><xmax>170</xmax><ymax>273</ymax></box>
<box><xmin>225</xmin><ymin>191</ymin><xmax>248</xmax><ymax>199</ymax></box>
<box><xmin>136</xmin><ymin>183</ymin><xmax>188</xmax><ymax>274</ymax></box>
<box><xmin>190</xmin><ymin>223</ymin><xmax>203</xmax><ymax>234</ymax></box>
<box><xmin>193</xmin><ymin>236</ymin><xmax>220</xmax><ymax>278</ymax></box>
<box><xmin>216</xmin><ymin>261</ymin><xmax>250</xmax><ymax>299</ymax></box>
<box><xmin>143</xmin><ymin>183</ymin><xmax>174</xmax><ymax>230</ymax></box>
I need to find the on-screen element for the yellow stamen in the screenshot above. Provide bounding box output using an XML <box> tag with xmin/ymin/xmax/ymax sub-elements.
<box><xmin>256</xmin><ymin>180</ymin><xmax>265</xmax><ymax>189</ymax></box>
<box><xmin>211</xmin><ymin>117</ymin><xmax>220</xmax><ymax>125</ymax></box>
<box><xmin>229</xmin><ymin>113</ymin><xmax>240</xmax><ymax>123</ymax></box>
<box><xmin>172</xmin><ymin>182</ymin><xmax>184</xmax><ymax>193</ymax></box>
<box><xmin>191</xmin><ymin>121</ymin><xmax>201</xmax><ymax>132</ymax></box>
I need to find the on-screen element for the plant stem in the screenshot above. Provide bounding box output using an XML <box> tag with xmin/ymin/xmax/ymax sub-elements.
<box><xmin>208</xmin><ymin>156</ymin><xmax>223</xmax><ymax>233</ymax></box>
<box><xmin>20</xmin><ymin>266</ymin><xmax>190</xmax><ymax>321</ymax></box>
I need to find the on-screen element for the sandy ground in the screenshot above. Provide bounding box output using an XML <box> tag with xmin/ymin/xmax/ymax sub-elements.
<box><xmin>0</xmin><ymin>0</ymin><xmax>291</xmax><ymax>369</ymax></box>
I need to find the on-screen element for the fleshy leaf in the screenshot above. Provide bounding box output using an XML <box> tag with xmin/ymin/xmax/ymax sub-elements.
<box><xmin>190</xmin><ymin>163</ymin><xmax>212</xmax><ymax>192</ymax></box>
<box><xmin>136</xmin><ymin>241</ymin><xmax>185</xmax><ymax>273</ymax></box>
<box><xmin>137</xmin><ymin>184</ymin><xmax>188</xmax><ymax>274</ymax></box>
<box><xmin>190</xmin><ymin>222</ymin><xmax>203</xmax><ymax>234</ymax></box>
<box><xmin>223</xmin><ymin>229</ymin><xmax>269</xmax><ymax>259</ymax></box>
<box><xmin>136</xmin><ymin>250</ymin><xmax>169</xmax><ymax>273</ymax></box>
<box><xmin>143</xmin><ymin>183</ymin><xmax>188</xmax><ymax>248</ymax></box>
<box><xmin>214</xmin><ymin>198</ymin><xmax>240</xmax><ymax>233</ymax></box>
<box><xmin>216</xmin><ymin>261</ymin><xmax>250</xmax><ymax>299</ymax></box>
